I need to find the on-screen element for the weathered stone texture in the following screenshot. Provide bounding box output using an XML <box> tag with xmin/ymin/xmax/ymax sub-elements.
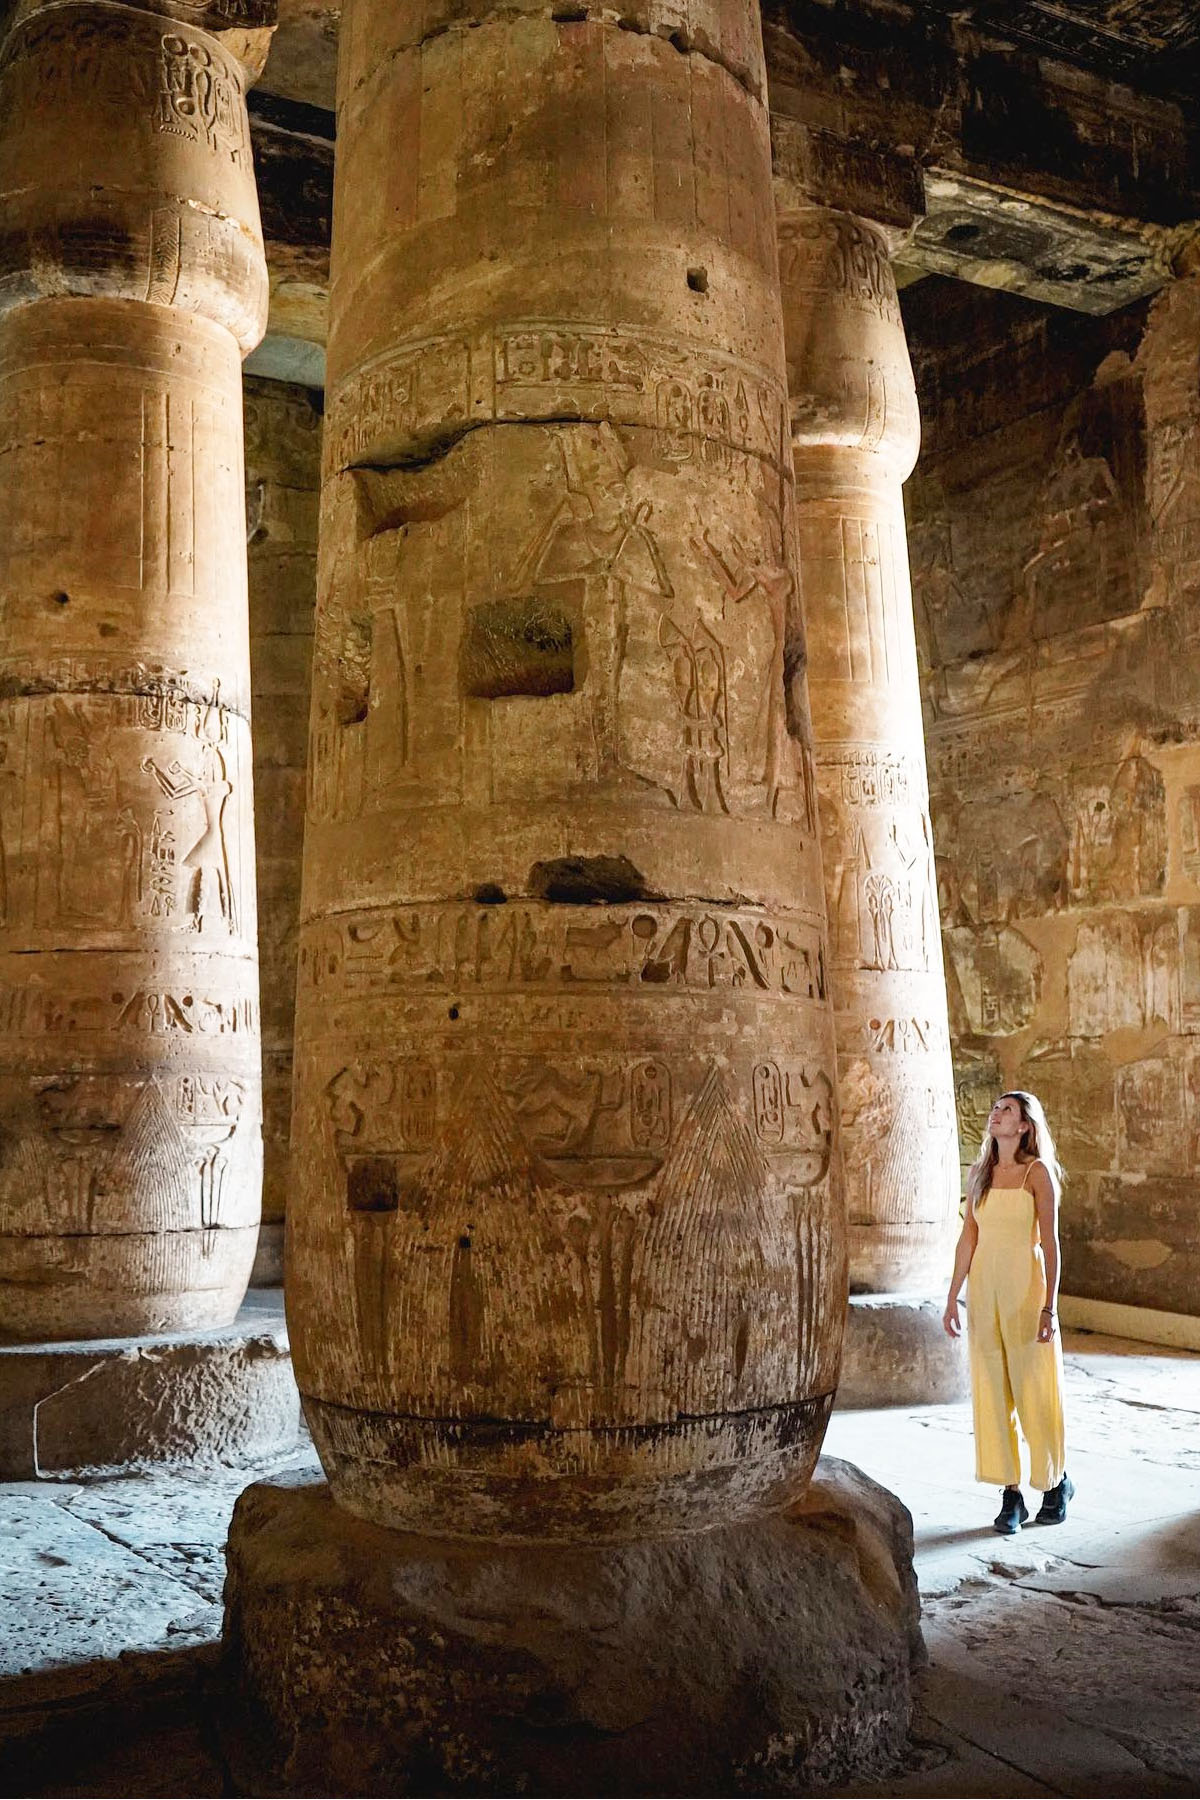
<box><xmin>291</xmin><ymin>0</ymin><xmax>845</xmax><ymax>1541</ymax></box>
<box><xmin>907</xmin><ymin>271</ymin><xmax>1200</xmax><ymax>1319</ymax></box>
<box><xmin>245</xmin><ymin>377</ymin><xmax>320</xmax><ymax>1280</ymax></box>
<box><xmin>223</xmin><ymin>1458</ymin><xmax>920</xmax><ymax>1798</ymax></box>
<box><xmin>839</xmin><ymin>1292</ymin><xmax>968</xmax><ymax>1407</ymax></box>
<box><xmin>0</xmin><ymin>1</ymin><xmax>270</xmax><ymax>1339</ymax></box>
<box><xmin>0</xmin><ymin>1292</ymin><xmax>297</xmax><ymax>1479</ymax></box>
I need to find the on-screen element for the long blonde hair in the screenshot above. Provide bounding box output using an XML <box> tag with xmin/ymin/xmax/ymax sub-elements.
<box><xmin>967</xmin><ymin>1090</ymin><xmax>1063</xmax><ymax>1211</ymax></box>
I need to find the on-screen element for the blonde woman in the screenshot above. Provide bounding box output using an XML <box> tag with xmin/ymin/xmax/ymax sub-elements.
<box><xmin>943</xmin><ymin>1091</ymin><xmax>1073</xmax><ymax>1535</ymax></box>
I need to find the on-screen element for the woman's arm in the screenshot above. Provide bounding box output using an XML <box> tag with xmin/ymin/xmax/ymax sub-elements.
<box><xmin>1031</xmin><ymin>1161</ymin><xmax>1061</xmax><ymax>1342</ymax></box>
<box><xmin>942</xmin><ymin>1204</ymin><xmax>978</xmax><ymax>1339</ymax></box>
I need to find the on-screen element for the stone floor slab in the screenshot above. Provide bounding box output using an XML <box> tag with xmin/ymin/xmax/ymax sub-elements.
<box><xmin>0</xmin><ymin>1325</ymin><xmax>1196</xmax><ymax>1797</ymax></box>
<box><xmin>823</xmin><ymin>1327</ymin><xmax>1200</xmax><ymax>1797</ymax></box>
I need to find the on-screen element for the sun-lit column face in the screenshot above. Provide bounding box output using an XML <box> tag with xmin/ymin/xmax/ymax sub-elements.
<box><xmin>0</xmin><ymin>1</ymin><xmax>269</xmax><ymax>1342</ymax></box>
<box><xmin>290</xmin><ymin>0</ymin><xmax>847</xmax><ymax>1541</ymax></box>
<box><xmin>779</xmin><ymin>207</ymin><xmax>959</xmax><ymax>1294</ymax></box>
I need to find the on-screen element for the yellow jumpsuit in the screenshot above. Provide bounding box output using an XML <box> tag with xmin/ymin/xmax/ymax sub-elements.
<box><xmin>967</xmin><ymin>1164</ymin><xmax>1066</xmax><ymax>1490</ymax></box>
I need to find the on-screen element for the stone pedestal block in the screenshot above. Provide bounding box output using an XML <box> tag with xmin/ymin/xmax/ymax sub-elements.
<box><xmin>838</xmin><ymin>1293</ymin><xmax>970</xmax><ymax>1409</ymax></box>
<box><xmin>223</xmin><ymin>1458</ymin><xmax>921</xmax><ymax>1798</ymax></box>
<box><xmin>0</xmin><ymin>1290</ymin><xmax>298</xmax><ymax>1479</ymax></box>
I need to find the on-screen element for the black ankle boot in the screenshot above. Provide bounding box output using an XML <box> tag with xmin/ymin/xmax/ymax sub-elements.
<box><xmin>1035</xmin><ymin>1473</ymin><xmax>1075</xmax><ymax>1524</ymax></box>
<box><xmin>993</xmin><ymin>1486</ymin><xmax>1029</xmax><ymax>1535</ymax></box>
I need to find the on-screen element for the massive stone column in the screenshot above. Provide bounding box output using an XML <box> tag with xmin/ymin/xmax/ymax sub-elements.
<box><xmin>289</xmin><ymin>0</ymin><xmax>846</xmax><ymax>1543</ymax></box>
<box><xmin>230</xmin><ymin>9</ymin><xmax>924</xmax><ymax>1787</ymax></box>
<box><xmin>778</xmin><ymin>206</ymin><xmax>962</xmax><ymax>1387</ymax></box>
<box><xmin>0</xmin><ymin>0</ymin><xmax>269</xmax><ymax>1340</ymax></box>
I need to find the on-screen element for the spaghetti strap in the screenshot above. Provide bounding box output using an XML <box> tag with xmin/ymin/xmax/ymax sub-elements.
<box><xmin>1020</xmin><ymin>1159</ymin><xmax>1043</xmax><ymax>1192</ymax></box>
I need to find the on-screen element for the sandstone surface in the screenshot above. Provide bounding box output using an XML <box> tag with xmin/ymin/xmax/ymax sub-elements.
<box><xmin>224</xmin><ymin>1456</ymin><xmax>921</xmax><ymax>1798</ymax></box>
<box><xmin>289</xmin><ymin>0</ymin><xmax>846</xmax><ymax>1538</ymax></box>
<box><xmin>906</xmin><ymin>269</ymin><xmax>1200</xmax><ymax>1322</ymax></box>
<box><xmin>781</xmin><ymin>206</ymin><xmax>960</xmax><ymax>1300</ymax></box>
<box><xmin>0</xmin><ymin>0</ymin><xmax>270</xmax><ymax>1339</ymax></box>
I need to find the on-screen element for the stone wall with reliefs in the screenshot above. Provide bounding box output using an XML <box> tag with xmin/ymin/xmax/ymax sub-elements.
<box><xmin>905</xmin><ymin>270</ymin><xmax>1200</xmax><ymax>1319</ymax></box>
<box><xmin>245</xmin><ymin>376</ymin><xmax>320</xmax><ymax>1274</ymax></box>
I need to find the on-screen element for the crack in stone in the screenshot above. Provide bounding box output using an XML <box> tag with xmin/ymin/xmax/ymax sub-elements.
<box><xmin>58</xmin><ymin>1498</ymin><xmax>215</xmax><ymax>1602</ymax></box>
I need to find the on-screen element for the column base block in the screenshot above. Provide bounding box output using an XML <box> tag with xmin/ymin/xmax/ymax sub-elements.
<box><xmin>223</xmin><ymin>1458</ymin><xmax>921</xmax><ymax>1798</ymax></box>
<box><xmin>0</xmin><ymin>1289</ymin><xmax>299</xmax><ymax>1479</ymax></box>
<box><xmin>838</xmin><ymin>1293</ymin><xmax>970</xmax><ymax>1408</ymax></box>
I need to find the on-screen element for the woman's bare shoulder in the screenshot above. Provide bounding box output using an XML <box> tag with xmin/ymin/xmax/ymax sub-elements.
<box><xmin>1025</xmin><ymin>1158</ymin><xmax>1057</xmax><ymax>1198</ymax></box>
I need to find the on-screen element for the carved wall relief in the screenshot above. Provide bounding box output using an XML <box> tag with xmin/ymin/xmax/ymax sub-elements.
<box><xmin>905</xmin><ymin>275</ymin><xmax>1200</xmax><ymax>1318</ymax></box>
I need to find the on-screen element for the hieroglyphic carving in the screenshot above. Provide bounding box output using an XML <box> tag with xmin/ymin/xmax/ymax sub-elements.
<box><xmin>821</xmin><ymin>799</ymin><xmax>936</xmax><ymax>975</ymax></box>
<box><xmin>0</xmin><ymin>974</ymin><xmax>257</xmax><ymax>1038</ymax></box>
<box><xmin>698</xmin><ymin>529</ymin><xmax>818</xmax><ymax>828</ymax></box>
<box><xmin>782</xmin><ymin>204</ymin><xmax>963</xmax><ymax>1289</ymax></box>
<box><xmin>0</xmin><ymin>16</ymin><xmax>265</xmax><ymax>1335</ymax></box>
<box><xmin>329</xmin><ymin>328</ymin><xmax>789</xmax><ymax>476</ymax></box>
<box><xmin>157</xmin><ymin>33</ymin><xmax>247</xmax><ymax>163</ymax></box>
<box><xmin>294</xmin><ymin>0</ymin><xmax>841</xmax><ymax>1535</ymax></box>
<box><xmin>142</xmin><ymin>743</ymin><xmax>237</xmax><ymax>934</ymax></box>
<box><xmin>1067</xmin><ymin>911</ymin><xmax>1176</xmax><ymax>1036</ymax></box>
<box><xmin>945</xmin><ymin>924</ymin><xmax>1044</xmax><ymax>1036</ymax></box>
<box><xmin>1068</xmin><ymin>756</ymin><xmax>1166</xmax><ymax>903</ymax></box>
<box><xmin>777</xmin><ymin>213</ymin><xmax>902</xmax><ymax>326</ymax></box>
<box><xmin>0</xmin><ymin>12</ymin><xmax>247</xmax><ymax>165</ymax></box>
<box><xmin>659</xmin><ymin>612</ymin><xmax>729</xmax><ymax>814</ymax></box>
<box><xmin>0</xmin><ymin>688</ymin><xmax>252</xmax><ymax>944</ymax></box>
<box><xmin>751</xmin><ymin>1061</ymin><xmax>833</xmax><ymax>1174</ymax></box>
<box><xmin>330</xmin><ymin>1061</ymin><xmax>817</xmax><ymax>1420</ymax></box>
<box><xmin>299</xmin><ymin>903</ymin><xmax>827</xmax><ymax>1003</ymax></box>
<box><xmin>1022</xmin><ymin>437</ymin><xmax>1139</xmax><ymax>640</ymax></box>
<box><xmin>0</xmin><ymin>1070</ymin><xmax>257</xmax><ymax>1240</ymax></box>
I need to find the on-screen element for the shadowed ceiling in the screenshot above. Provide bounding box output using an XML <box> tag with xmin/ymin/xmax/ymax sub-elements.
<box><xmin>257</xmin><ymin>0</ymin><xmax>1200</xmax><ymax>114</ymax></box>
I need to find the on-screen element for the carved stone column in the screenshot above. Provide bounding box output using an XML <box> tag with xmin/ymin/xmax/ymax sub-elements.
<box><xmin>779</xmin><ymin>207</ymin><xmax>960</xmax><ymax>1305</ymax></box>
<box><xmin>0</xmin><ymin>0</ymin><xmax>270</xmax><ymax>1339</ymax></box>
<box><xmin>290</xmin><ymin>0</ymin><xmax>845</xmax><ymax>1542</ymax></box>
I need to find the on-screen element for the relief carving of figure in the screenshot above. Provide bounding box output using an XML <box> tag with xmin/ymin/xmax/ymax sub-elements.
<box><xmin>696</xmin><ymin>528</ymin><xmax>798</xmax><ymax>817</ymax></box>
<box><xmin>517</xmin><ymin>424</ymin><xmax>673</xmax><ymax>782</ymax></box>
<box><xmin>1019</xmin><ymin>432</ymin><xmax>1134</xmax><ymax>642</ymax></box>
<box><xmin>0</xmin><ymin>739</ymin><xmax>18</xmax><ymax>926</ymax></box>
<box><xmin>142</xmin><ymin>741</ymin><xmax>236</xmax><ymax>934</ymax></box>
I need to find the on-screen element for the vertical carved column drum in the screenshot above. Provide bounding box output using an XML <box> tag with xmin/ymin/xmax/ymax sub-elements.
<box><xmin>779</xmin><ymin>207</ymin><xmax>958</xmax><ymax>1294</ymax></box>
<box><xmin>0</xmin><ymin>1</ymin><xmax>268</xmax><ymax>1340</ymax></box>
<box><xmin>291</xmin><ymin>0</ymin><xmax>845</xmax><ymax>1540</ymax></box>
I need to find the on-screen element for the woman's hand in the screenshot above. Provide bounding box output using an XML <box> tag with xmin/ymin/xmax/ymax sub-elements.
<box><xmin>1037</xmin><ymin>1307</ymin><xmax>1057</xmax><ymax>1343</ymax></box>
<box><xmin>943</xmin><ymin>1298</ymin><xmax>963</xmax><ymax>1339</ymax></box>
